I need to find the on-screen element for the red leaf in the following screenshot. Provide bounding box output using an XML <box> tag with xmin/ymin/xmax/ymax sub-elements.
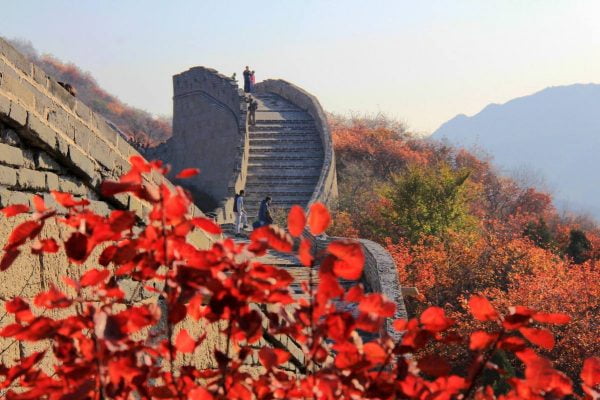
<box><xmin>65</xmin><ymin>232</ymin><xmax>89</xmax><ymax>263</ymax></box>
<box><xmin>298</xmin><ymin>239</ymin><xmax>313</xmax><ymax>266</ymax></box>
<box><xmin>0</xmin><ymin>204</ymin><xmax>29</xmax><ymax>217</ymax></box>
<box><xmin>51</xmin><ymin>191</ymin><xmax>89</xmax><ymax>208</ymax></box>
<box><xmin>0</xmin><ymin>249</ymin><xmax>20</xmax><ymax>271</ymax></box>
<box><xmin>418</xmin><ymin>354</ymin><xmax>451</xmax><ymax>377</ymax></box>
<box><xmin>359</xmin><ymin>293</ymin><xmax>396</xmax><ymax>318</ymax></box>
<box><xmin>420</xmin><ymin>307</ymin><xmax>453</xmax><ymax>332</ymax></box>
<box><xmin>80</xmin><ymin>268</ymin><xmax>110</xmax><ymax>287</ymax></box>
<box><xmin>189</xmin><ymin>387</ymin><xmax>214</xmax><ymax>400</ymax></box>
<box><xmin>100</xmin><ymin>180</ymin><xmax>141</xmax><ymax>197</ymax></box>
<box><xmin>258</xmin><ymin>347</ymin><xmax>290</xmax><ymax>369</ymax></box>
<box><xmin>32</xmin><ymin>195</ymin><xmax>46</xmax><ymax>213</ymax></box>
<box><xmin>308</xmin><ymin>202</ymin><xmax>330</xmax><ymax>235</ymax></box>
<box><xmin>5</xmin><ymin>297</ymin><xmax>34</xmax><ymax>323</ymax></box>
<box><xmin>363</xmin><ymin>342</ymin><xmax>387</xmax><ymax>365</ymax></box>
<box><xmin>469</xmin><ymin>330</ymin><xmax>498</xmax><ymax>350</ymax></box>
<box><xmin>108</xmin><ymin>210</ymin><xmax>136</xmax><ymax>232</ymax></box>
<box><xmin>191</xmin><ymin>217</ymin><xmax>222</xmax><ymax>235</ymax></box>
<box><xmin>250</xmin><ymin>226</ymin><xmax>293</xmax><ymax>253</ymax></box>
<box><xmin>532</xmin><ymin>312</ymin><xmax>571</xmax><ymax>325</ymax></box>
<box><xmin>5</xmin><ymin>221</ymin><xmax>42</xmax><ymax>250</ymax></box>
<box><xmin>345</xmin><ymin>285</ymin><xmax>364</xmax><ymax>302</ymax></box>
<box><xmin>129</xmin><ymin>155</ymin><xmax>152</xmax><ymax>173</ymax></box>
<box><xmin>175</xmin><ymin>329</ymin><xmax>196</xmax><ymax>353</ymax></box>
<box><xmin>31</xmin><ymin>239</ymin><xmax>59</xmax><ymax>254</ymax></box>
<box><xmin>175</xmin><ymin>168</ymin><xmax>200</xmax><ymax>179</ymax></box>
<box><xmin>468</xmin><ymin>295</ymin><xmax>499</xmax><ymax>321</ymax></box>
<box><xmin>519</xmin><ymin>327</ymin><xmax>555</xmax><ymax>349</ymax></box>
<box><xmin>328</xmin><ymin>240</ymin><xmax>364</xmax><ymax>280</ymax></box>
<box><xmin>581</xmin><ymin>357</ymin><xmax>600</xmax><ymax>388</ymax></box>
<box><xmin>34</xmin><ymin>287</ymin><xmax>71</xmax><ymax>309</ymax></box>
<box><xmin>287</xmin><ymin>205</ymin><xmax>306</xmax><ymax>237</ymax></box>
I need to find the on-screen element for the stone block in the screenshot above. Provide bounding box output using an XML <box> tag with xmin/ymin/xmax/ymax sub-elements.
<box><xmin>27</xmin><ymin>113</ymin><xmax>56</xmax><ymax>148</ymax></box>
<box><xmin>94</xmin><ymin>116</ymin><xmax>118</xmax><ymax>144</ymax></box>
<box><xmin>74</xmin><ymin>101</ymin><xmax>92</xmax><ymax>124</ymax></box>
<box><xmin>0</xmin><ymin>188</ymin><xmax>31</xmax><ymax>207</ymax></box>
<box><xmin>88</xmin><ymin>200</ymin><xmax>110</xmax><ymax>216</ymax></box>
<box><xmin>47</xmin><ymin>107</ymin><xmax>71</xmax><ymax>138</ymax></box>
<box><xmin>0</xmin><ymin>39</ymin><xmax>31</xmax><ymax>75</ymax></box>
<box><xmin>0</xmin><ymin>92</ymin><xmax>10</xmax><ymax>117</ymax></box>
<box><xmin>22</xmin><ymin>149</ymin><xmax>36</xmax><ymax>169</ymax></box>
<box><xmin>1</xmin><ymin>73</ymin><xmax>34</xmax><ymax>108</ymax></box>
<box><xmin>72</xmin><ymin>120</ymin><xmax>91</xmax><ymax>151</ymax></box>
<box><xmin>8</xmin><ymin>101</ymin><xmax>27</xmax><ymax>127</ymax></box>
<box><xmin>31</xmin><ymin>64</ymin><xmax>48</xmax><ymax>88</ymax></box>
<box><xmin>0</xmin><ymin>165</ymin><xmax>18</xmax><ymax>186</ymax></box>
<box><xmin>88</xmin><ymin>137</ymin><xmax>113</xmax><ymax>170</ymax></box>
<box><xmin>36</xmin><ymin>152</ymin><xmax>62</xmax><ymax>171</ymax></box>
<box><xmin>0</xmin><ymin>126</ymin><xmax>21</xmax><ymax>146</ymax></box>
<box><xmin>46</xmin><ymin>172</ymin><xmax>59</xmax><ymax>191</ymax></box>
<box><xmin>42</xmin><ymin>193</ymin><xmax>67</xmax><ymax>215</ymax></box>
<box><xmin>48</xmin><ymin>79</ymin><xmax>76</xmax><ymax>110</ymax></box>
<box><xmin>32</xmin><ymin>89</ymin><xmax>54</xmax><ymax>119</ymax></box>
<box><xmin>59</xmin><ymin>176</ymin><xmax>88</xmax><ymax>196</ymax></box>
<box><xmin>17</xmin><ymin>168</ymin><xmax>46</xmax><ymax>190</ymax></box>
<box><xmin>0</xmin><ymin>142</ymin><xmax>24</xmax><ymax>166</ymax></box>
<box><xmin>68</xmin><ymin>144</ymin><xmax>96</xmax><ymax>179</ymax></box>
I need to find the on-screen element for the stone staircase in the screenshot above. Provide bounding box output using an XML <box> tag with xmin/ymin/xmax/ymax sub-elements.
<box><xmin>244</xmin><ymin>93</ymin><xmax>324</xmax><ymax>219</ymax></box>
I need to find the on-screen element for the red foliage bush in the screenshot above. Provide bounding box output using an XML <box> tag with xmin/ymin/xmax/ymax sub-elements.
<box><xmin>0</xmin><ymin>157</ymin><xmax>597</xmax><ymax>399</ymax></box>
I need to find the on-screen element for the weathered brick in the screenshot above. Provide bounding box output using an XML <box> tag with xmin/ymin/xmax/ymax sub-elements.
<box><xmin>0</xmin><ymin>127</ymin><xmax>21</xmax><ymax>146</ymax></box>
<box><xmin>1</xmin><ymin>74</ymin><xmax>34</xmax><ymax>107</ymax></box>
<box><xmin>59</xmin><ymin>176</ymin><xmax>87</xmax><ymax>196</ymax></box>
<box><xmin>68</xmin><ymin>145</ymin><xmax>96</xmax><ymax>178</ymax></box>
<box><xmin>88</xmin><ymin>200</ymin><xmax>110</xmax><ymax>216</ymax></box>
<box><xmin>0</xmin><ymin>165</ymin><xmax>17</xmax><ymax>186</ymax></box>
<box><xmin>27</xmin><ymin>113</ymin><xmax>56</xmax><ymax>148</ymax></box>
<box><xmin>56</xmin><ymin>135</ymin><xmax>69</xmax><ymax>157</ymax></box>
<box><xmin>0</xmin><ymin>142</ymin><xmax>24</xmax><ymax>166</ymax></box>
<box><xmin>74</xmin><ymin>100</ymin><xmax>92</xmax><ymax>124</ymax></box>
<box><xmin>73</xmin><ymin>119</ymin><xmax>91</xmax><ymax>151</ymax></box>
<box><xmin>8</xmin><ymin>101</ymin><xmax>27</xmax><ymax>126</ymax></box>
<box><xmin>47</xmin><ymin>107</ymin><xmax>71</xmax><ymax>138</ymax></box>
<box><xmin>0</xmin><ymin>39</ymin><xmax>31</xmax><ymax>76</ymax></box>
<box><xmin>0</xmin><ymin>188</ymin><xmax>31</xmax><ymax>207</ymax></box>
<box><xmin>42</xmin><ymin>193</ymin><xmax>67</xmax><ymax>215</ymax></box>
<box><xmin>31</xmin><ymin>64</ymin><xmax>48</xmax><ymax>88</ymax></box>
<box><xmin>88</xmin><ymin>137</ymin><xmax>113</xmax><ymax>169</ymax></box>
<box><xmin>48</xmin><ymin>79</ymin><xmax>76</xmax><ymax>110</ymax></box>
<box><xmin>17</xmin><ymin>168</ymin><xmax>46</xmax><ymax>190</ymax></box>
<box><xmin>0</xmin><ymin>92</ymin><xmax>10</xmax><ymax>117</ymax></box>
<box><xmin>94</xmin><ymin>115</ymin><xmax>118</xmax><ymax>144</ymax></box>
<box><xmin>45</xmin><ymin>172</ymin><xmax>59</xmax><ymax>191</ymax></box>
<box><xmin>22</xmin><ymin>149</ymin><xmax>35</xmax><ymax>169</ymax></box>
<box><xmin>32</xmin><ymin>89</ymin><xmax>54</xmax><ymax>118</ymax></box>
<box><xmin>36</xmin><ymin>152</ymin><xmax>62</xmax><ymax>171</ymax></box>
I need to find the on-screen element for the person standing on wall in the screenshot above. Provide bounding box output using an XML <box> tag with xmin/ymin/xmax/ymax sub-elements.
<box><xmin>233</xmin><ymin>190</ymin><xmax>248</xmax><ymax>236</ymax></box>
<box><xmin>243</xmin><ymin>66</ymin><xmax>251</xmax><ymax>93</ymax></box>
<box><xmin>250</xmin><ymin>70</ymin><xmax>256</xmax><ymax>92</ymax></box>
<box><xmin>248</xmin><ymin>97</ymin><xmax>258</xmax><ymax>126</ymax></box>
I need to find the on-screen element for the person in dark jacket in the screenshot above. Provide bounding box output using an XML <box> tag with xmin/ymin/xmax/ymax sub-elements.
<box><xmin>243</xmin><ymin>66</ymin><xmax>251</xmax><ymax>93</ymax></box>
<box><xmin>258</xmin><ymin>196</ymin><xmax>273</xmax><ymax>226</ymax></box>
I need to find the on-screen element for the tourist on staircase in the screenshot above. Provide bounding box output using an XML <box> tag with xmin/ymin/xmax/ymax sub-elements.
<box><xmin>234</xmin><ymin>190</ymin><xmax>248</xmax><ymax>237</ymax></box>
<box><xmin>243</xmin><ymin>66</ymin><xmax>251</xmax><ymax>93</ymax></box>
<box><xmin>250</xmin><ymin>70</ymin><xmax>256</xmax><ymax>92</ymax></box>
<box><xmin>248</xmin><ymin>97</ymin><xmax>258</xmax><ymax>126</ymax></box>
<box><xmin>257</xmin><ymin>196</ymin><xmax>274</xmax><ymax>227</ymax></box>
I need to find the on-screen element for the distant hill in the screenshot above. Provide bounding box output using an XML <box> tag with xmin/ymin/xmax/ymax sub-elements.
<box><xmin>432</xmin><ymin>83</ymin><xmax>600</xmax><ymax>219</ymax></box>
<box><xmin>6</xmin><ymin>38</ymin><xmax>171</xmax><ymax>147</ymax></box>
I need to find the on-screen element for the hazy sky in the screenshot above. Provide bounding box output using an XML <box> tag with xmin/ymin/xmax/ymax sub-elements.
<box><xmin>3</xmin><ymin>1</ymin><xmax>600</xmax><ymax>133</ymax></box>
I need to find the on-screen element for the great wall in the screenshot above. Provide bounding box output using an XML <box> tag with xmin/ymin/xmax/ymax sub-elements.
<box><xmin>0</xmin><ymin>37</ymin><xmax>406</xmax><ymax>370</ymax></box>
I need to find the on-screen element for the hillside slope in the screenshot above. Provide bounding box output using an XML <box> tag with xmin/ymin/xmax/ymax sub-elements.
<box><xmin>432</xmin><ymin>83</ymin><xmax>600</xmax><ymax>219</ymax></box>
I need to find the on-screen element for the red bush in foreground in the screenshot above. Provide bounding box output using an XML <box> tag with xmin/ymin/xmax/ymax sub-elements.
<box><xmin>0</xmin><ymin>156</ymin><xmax>597</xmax><ymax>399</ymax></box>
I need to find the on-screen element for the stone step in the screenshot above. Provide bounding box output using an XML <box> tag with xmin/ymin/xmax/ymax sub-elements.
<box><xmin>248</xmin><ymin>155</ymin><xmax>323</xmax><ymax>162</ymax></box>
<box><xmin>249</xmin><ymin>138</ymin><xmax>322</xmax><ymax>146</ymax></box>
<box><xmin>247</xmin><ymin>161</ymin><xmax>323</xmax><ymax>169</ymax></box>
<box><xmin>254</xmin><ymin>119</ymin><xmax>314</xmax><ymax>125</ymax></box>
<box><xmin>245</xmin><ymin>181</ymin><xmax>317</xmax><ymax>189</ymax></box>
<box><xmin>248</xmin><ymin>164</ymin><xmax>322</xmax><ymax>172</ymax></box>
<box><xmin>244</xmin><ymin>187</ymin><xmax>315</xmax><ymax>195</ymax></box>
<box><xmin>246</xmin><ymin>174</ymin><xmax>321</xmax><ymax>182</ymax></box>
<box><xmin>249</xmin><ymin>146</ymin><xmax>323</xmax><ymax>153</ymax></box>
<box><xmin>250</xmin><ymin>134</ymin><xmax>321</xmax><ymax>141</ymax></box>
<box><xmin>251</xmin><ymin>125</ymin><xmax>318</xmax><ymax>132</ymax></box>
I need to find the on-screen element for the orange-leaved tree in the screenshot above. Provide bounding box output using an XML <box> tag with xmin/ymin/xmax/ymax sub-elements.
<box><xmin>0</xmin><ymin>156</ymin><xmax>597</xmax><ymax>399</ymax></box>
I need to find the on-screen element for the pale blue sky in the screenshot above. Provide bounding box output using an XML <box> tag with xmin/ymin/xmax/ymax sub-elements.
<box><xmin>3</xmin><ymin>1</ymin><xmax>600</xmax><ymax>133</ymax></box>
